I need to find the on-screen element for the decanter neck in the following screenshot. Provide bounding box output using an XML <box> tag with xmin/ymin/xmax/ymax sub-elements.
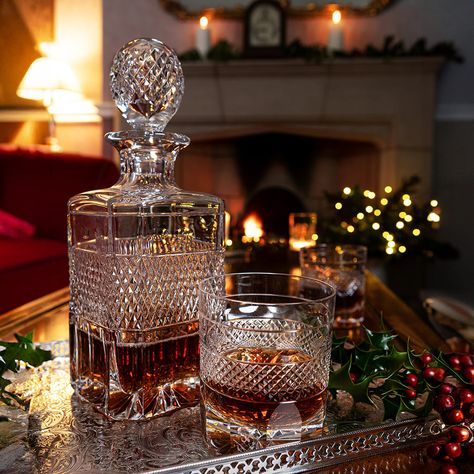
<box><xmin>106</xmin><ymin>130</ymin><xmax>190</xmax><ymax>184</ymax></box>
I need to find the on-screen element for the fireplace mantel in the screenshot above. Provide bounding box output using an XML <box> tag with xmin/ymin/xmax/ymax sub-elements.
<box><xmin>175</xmin><ymin>57</ymin><xmax>444</xmax><ymax>195</ymax></box>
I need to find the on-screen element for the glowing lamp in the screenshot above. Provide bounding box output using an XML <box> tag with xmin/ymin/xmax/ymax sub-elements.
<box><xmin>196</xmin><ymin>15</ymin><xmax>211</xmax><ymax>58</ymax></box>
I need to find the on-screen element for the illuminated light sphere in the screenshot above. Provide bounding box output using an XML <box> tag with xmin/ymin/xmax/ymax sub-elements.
<box><xmin>343</xmin><ymin>187</ymin><xmax>351</xmax><ymax>195</ymax></box>
<box><xmin>403</xmin><ymin>198</ymin><xmax>412</xmax><ymax>206</ymax></box>
<box><xmin>372</xmin><ymin>222</ymin><xmax>380</xmax><ymax>230</ymax></box>
<box><xmin>382</xmin><ymin>231</ymin><xmax>390</xmax><ymax>239</ymax></box>
<box><xmin>386</xmin><ymin>234</ymin><xmax>394</xmax><ymax>241</ymax></box>
<box><xmin>356</xmin><ymin>212</ymin><xmax>364</xmax><ymax>220</ymax></box>
<box><xmin>341</xmin><ymin>221</ymin><xmax>348</xmax><ymax>228</ymax></box>
<box><xmin>399</xmin><ymin>245</ymin><xmax>407</xmax><ymax>253</ymax></box>
<box><xmin>384</xmin><ymin>185</ymin><xmax>393</xmax><ymax>193</ymax></box>
<box><xmin>380</xmin><ymin>198</ymin><xmax>388</xmax><ymax>206</ymax></box>
<box><xmin>365</xmin><ymin>206</ymin><xmax>373</xmax><ymax>213</ymax></box>
<box><xmin>399</xmin><ymin>211</ymin><xmax>406</xmax><ymax>218</ymax></box>
<box><xmin>335</xmin><ymin>202</ymin><xmax>342</xmax><ymax>210</ymax></box>
<box><xmin>427</xmin><ymin>212</ymin><xmax>440</xmax><ymax>223</ymax></box>
<box><xmin>347</xmin><ymin>225</ymin><xmax>355</xmax><ymax>233</ymax></box>
<box><xmin>312</xmin><ymin>233</ymin><xmax>319</xmax><ymax>241</ymax></box>
<box><xmin>368</xmin><ymin>192</ymin><xmax>376</xmax><ymax>199</ymax></box>
<box><xmin>402</xmin><ymin>194</ymin><xmax>410</xmax><ymax>200</ymax></box>
<box><xmin>388</xmin><ymin>241</ymin><xmax>396</xmax><ymax>248</ymax></box>
<box><xmin>430</xmin><ymin>199</ymin><xmax>438</xmax><ymax>207</ymax></box>
<box><xmin>386</xmin><ymin>247</ymin><xmax>394</xmax><ymax>255</ymax></box>
<box><xmin>396</xmin><ymin>221</ymin><xmax>404</xmax><ymax>229</ymax></box>
<box><xmin>363</xmin><ymin>190</ymin><xmax>370</xmax><ymax>197</ymax></box>
<box><xmin>413</xmin><ymin>228</ymin><xmax>421</xmax><ymax>236</ymax></box>
<box><xmin>226</xmin><ymin>239</ymin><xmax>233</xmax><ymax>247</ymax></box>
<box><xmin>374</xmin><ymin>209</ymin><xmax>381</xmax><ymax>216</ymax></box>
<box><xmin>404</xmin><ymin>214</ymin><xmax>413</xmax><ymax>222</ymax></box>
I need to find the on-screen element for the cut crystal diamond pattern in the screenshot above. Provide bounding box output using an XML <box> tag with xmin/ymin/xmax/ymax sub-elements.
<box><xmin>110</xmin><ymin>38</ymin><xmax>184</xmax><ymax>130</ymax></box>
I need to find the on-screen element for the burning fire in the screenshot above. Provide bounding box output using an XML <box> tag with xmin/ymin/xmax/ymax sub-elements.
<box><xmin>242</xmin><ymin>213</ymin><xmax>264</xmax><ymax>243</ymax></box>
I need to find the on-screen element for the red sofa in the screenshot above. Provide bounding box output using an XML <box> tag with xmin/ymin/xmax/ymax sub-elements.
<box><xmin>0</xmin><ymin>148</ymin><xmax>119</xmax><ymax>314</ymax></box>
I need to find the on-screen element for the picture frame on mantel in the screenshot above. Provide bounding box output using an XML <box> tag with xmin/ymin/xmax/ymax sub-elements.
<box><xmin>244</xmin><ymin>0</ymin><xmax>286</xmax><ymax>58</ymax></box>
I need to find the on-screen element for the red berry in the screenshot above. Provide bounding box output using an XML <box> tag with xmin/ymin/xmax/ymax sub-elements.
<box><xmin>463</xmin><ymin>366</ymin><xmax>474</xmax><ymax>382</ymax></box>
<box><xmin>426</xmin><ymin>443</ymin><xmax>443</xmax><ymax>458</ymax></box>
<box><xmin>459</xmin><ymin>354</ymin><xmax>473</xmax><ymax>366</ymax></box>
<box><xmin>458</xmin><ymin>388</ymin><xmax>474</xmax><ymax>404</ymax></box>
<box><xmin>449</xmin><ymin>355</ymin><xmax>461</xmax><ymax>368</ymax></box>
<box><xmin>446</xmin><ymin>409</ymin><xmax>464</xmax><ymax>424</ymax></box>
<box><xmin>464</xmin><ymin>402</ymin><xmax>474</xmax><ymax>419</ymax></box>
<box><xmin>349</xmin><ymin>372</ymin><xmax>358</xmax><ymax>383</ymax></box>
<box><xmin>449</xmin><ymin>425</ymin><xmax>471</xmax><ymax>443</ymax></box>
<box><xmin>405</xmin><ymin>373</ymin><xmax>418</xmax><ymax>387</ymax></box>
<box><xmin>433</xmin><ymin>367</ymin><xmax>446</xmax><ymax>382</ymax></box>
<box><xmin>434</xmin><ymin>394</ymin><xmax>455</xmax><ymax>412</ymax></box>
<box><xmin>440</xmin><ymin>463</ymin><xmax>458</xmax><ymax>474</ymax></box>
<box><xmin>405</xmin><ymin>388</ymin><xmax>417</xmax><ymax>399</ymax></box>
<box><xmin>443</xmin><ymin>442</ymin><xmax>462</xmax><ymax>459</ymax></box>
<box><xmin>420</xmin><ymin>353</ymin><xmax>433</xmax><ymax>366</ymax></box>
<box><xmin>424</xmin><ymin>367</ymin><xmax>436</xmax><ymax>379</ymax></box>
<box><xmin>439</xmin><ymin>383</ymin><xmax>455</xmax><ymax>395</ymax></box>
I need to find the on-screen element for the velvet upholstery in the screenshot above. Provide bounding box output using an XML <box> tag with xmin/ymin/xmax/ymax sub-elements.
<box><xmin>0</xmin><ymin>148</ymin><xmax>119</xmax><ymax>314</ymax></box>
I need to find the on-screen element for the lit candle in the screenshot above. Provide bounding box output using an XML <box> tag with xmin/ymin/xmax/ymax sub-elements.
<box><xmin>196</xmin><ymin>16</ymin><xmax>211</xmax><ymax>58</ymax></box>
<box><xmin>327</xmin><ymin>9</ymin><xmax>344</xmax><ymax>54</ymax></box>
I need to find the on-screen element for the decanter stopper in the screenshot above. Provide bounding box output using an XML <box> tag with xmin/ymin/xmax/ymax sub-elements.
<box><xmin>110</xmin><ymin>38</ymin><xmax>184</xmax><ymax>131</ymax></box>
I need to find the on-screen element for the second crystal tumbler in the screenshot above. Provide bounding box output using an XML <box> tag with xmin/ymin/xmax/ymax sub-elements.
<box><xmin>68</xmin><ymin>39</ymin><xmax>225</xmax><ymax>420</ymax></box>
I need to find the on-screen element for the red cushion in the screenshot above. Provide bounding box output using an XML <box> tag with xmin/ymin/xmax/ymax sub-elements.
<box><xmin>0</xmin><ymin>238</ymin><xmax>66</xmax><ymax>271</ymax></box>
<box><xmin>0</xmin><ymin>209</ymin><xmax>35</xmax><ymax>239</ymax></box>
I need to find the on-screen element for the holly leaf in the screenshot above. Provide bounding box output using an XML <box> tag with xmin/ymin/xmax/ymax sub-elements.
<box><xmin>364</xmin><ymin>327</ymin><xmax>397</xmax><ymax>351</ymax></box>
<box><xmin>329</xmin><ymin>359</ymin><xmax>374</xmax><ymax>405</ymax></box>
<box><xmin>331</xmin><ymin>334</ymin><xmax>352</xmax><ymax>366</ymax></box>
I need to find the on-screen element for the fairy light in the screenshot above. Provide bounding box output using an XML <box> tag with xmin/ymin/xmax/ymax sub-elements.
<box><xmin>413</xmin><ymin>228</ymin><xmax>421</xmax><ymax>236</ymax></box>
<box><xmin>404</xmin><ymin>214</ymin><xmax>413</xmax><ymax>222</ymax></box>
<box><xmin>368</xmin><ymin>191</ymin><xmax>376</xmax><ymax>199</ymax></box>
<box><xmin>335</xmin><ymin>202</ymin><xmax>342</xmax><ymax>210</ymax></box>
<box><xmin>374</xmin><ymin>209</ymin><xmax>381</xmax><ymax>216</ymax></box>
<box><xmin>386</xmin><ymin>234</ymin><xmax>394</xmax><ymax>241</ymax></box>
<box><xmin>399</xmin><ymin>211</ymin><xmax>406</xmax><ymax>218</ymax></box>
<box><xmin>427</xmin><ymin>212</ymin><xmax>440</xmax><ymax>223</ymax></box>
<box><xmin>363</xmin><ymin>190</ymin><xmax>371</xmax><ymax>197</ymax></box>
<box><xmin>343</xmin><ymin>187</ymin><xmax>351</xmax><ymax>195</ymax></box>
<box><xmin>396</xmin><ymin>221</ymin><xmax>404</xmax><ymax>229</ymax></box>
<box><xmin>347</xmin><ymin>225</ymin><xmax>355</xmax><ymax>233</ymax></box>
<box><xmin>387</xmin><ymin>241</ymin><xmax>396</xmax><ymax>248</ymax></box>
<box><xmin>402</xmin><ymin>194</ymin><xmax>410</xmax><ymax>200</ymax></box>
<box><xmin>383</xmin><ymin>231</ymin><xmax>390</xmax><ymax>239</ymax></box>
<box><xmin>386</xmin><ymin>247</ymin><xmax>394</xmax><ymax>255</ymax></box>
<box><xmin>365</xmin><ymin>206</ymin><xmax>373</xmax><ymax>213</ymax></box>
<box><xmin>384</xmin><ymin>185</ymin><xmax>393</xmax><ymax>193</ymax></box>
<box><xmin>403</xmin><ymin>198</ymin><xmax>412</xmax><ymax>206</ymax></box>
<box><xmin>226</xmin><ymin>239</ymin><xmax>233</xmax><ymax>247</ymax></box>
<box><xmin>312</xmin><ymin>233</ymin><xmax>319</xmax><ymax>241</ymax></box>
<box><xmin>380</xmin><ymin>198</ymin><xmax>388</xmax><ymax>206</ymax></box>
<box><xmin>356</xmin><ymin>212</ymin><xmax>364</xmax><ymax>220</ymax></box>
<box><xmin>372</xmin><ymin>222</ymin><xmax>380</xmax><ymax>230</ymax></box>
<box><xmin>399</xmin><ymin>245</ymin><xmax>406</xmax><ymax>253</ymax></box>
<box><xmin>430</xmin><ymin>199</ymin><xmax>438</xmax><ymax>207</ymax></box>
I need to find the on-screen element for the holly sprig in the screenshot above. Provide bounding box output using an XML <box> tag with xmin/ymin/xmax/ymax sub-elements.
<box><xmin>329</xmin><ymin>327</ymin><xmax>472</xmax><ymax>421</ymax></box>
<box><xmin>0</xmin><ymin>333</ymin><xmax>52</xmax><ymax>409</ymax></box>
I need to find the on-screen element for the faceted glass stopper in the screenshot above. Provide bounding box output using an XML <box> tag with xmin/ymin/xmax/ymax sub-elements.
<box><xmin>110</xmin><ymin>38</ymin><xmax>184</xmax><ymax>131</ymax></box>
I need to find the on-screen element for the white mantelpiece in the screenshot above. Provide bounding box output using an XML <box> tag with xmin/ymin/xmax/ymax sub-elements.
<box><xmin>175</xmin><ymin>57</ymin><xmax>444</xmax><ymax>196</ymax></box>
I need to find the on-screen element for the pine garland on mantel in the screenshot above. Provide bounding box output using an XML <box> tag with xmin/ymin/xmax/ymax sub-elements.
<box><xmin>179</xmin><ymin>35</ymin><xmax>463</xmax><ymax>64</ymax></box>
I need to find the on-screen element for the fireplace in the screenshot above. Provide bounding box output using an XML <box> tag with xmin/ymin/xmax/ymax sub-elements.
<box><xmin>173</xmin><ymin>58</ymin><xmax>442</xmax><ymax>237</ymax></box>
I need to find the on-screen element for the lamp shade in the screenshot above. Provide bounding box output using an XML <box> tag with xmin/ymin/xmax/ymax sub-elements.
<box><xmin>17</xmin><ymin>57</ymin><xmax>81</xmax><ymax>106</ymax></box>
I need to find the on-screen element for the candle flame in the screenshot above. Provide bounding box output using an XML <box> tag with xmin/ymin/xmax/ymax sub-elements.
<box><xmin>332</xmin><ymin>9</ymin><xmax>342</xmax><ymax>25</ymax></box>
<box><xmin>243</xmin><ymin>213</ymin><xmax>263</xmax><ymax>242</ymax></box>
<box><xmin>199</xmin><ymin>16</ymin><xmax>209</xmax><ymax>29</ymax></box>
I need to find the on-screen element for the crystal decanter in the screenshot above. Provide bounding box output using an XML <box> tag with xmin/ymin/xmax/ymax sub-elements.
<box><xmin>68</xmin><ymin>38</ymin><xmax>225</xmax><ymax>420</ymax></box>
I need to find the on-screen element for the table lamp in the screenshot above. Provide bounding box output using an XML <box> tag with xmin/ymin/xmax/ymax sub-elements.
<box><xmin>17</xmin><ymin>56</ymin><xmax>82</xmax><ymax>150</ymax></box>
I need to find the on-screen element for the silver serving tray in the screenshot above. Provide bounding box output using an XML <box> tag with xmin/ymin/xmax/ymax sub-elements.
<box><xmin>0</xmin><ymin>341</ymin><xmax>443</xmax><ymax>473</ymax></box>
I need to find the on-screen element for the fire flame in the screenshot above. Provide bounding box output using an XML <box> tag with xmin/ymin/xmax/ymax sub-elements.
<box><xmin>199</xmin><ymin>16</ymin><xmax>209</xmax><ymax>29</ymax></box>
<box><xmin>242</xmin><ymin>213</ymin><xmax>264</xmax><ymax>243</ymax></box>
<box><xmin>332</xmin><ymin>9</ymin><xmax>342</xmax><ymax>25</ymax></box>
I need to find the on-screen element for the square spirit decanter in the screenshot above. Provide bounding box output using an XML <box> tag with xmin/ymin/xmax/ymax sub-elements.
<box><xmin>68</xmin><ymin>38</ymin><xmax>225</xmax><ymax>420</ymax></box>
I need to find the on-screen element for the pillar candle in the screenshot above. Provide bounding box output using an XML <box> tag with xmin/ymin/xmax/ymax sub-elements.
<box><xmin>328</xmin><ymin>10</ymin><xmax>344</xmax><ymax>54</ymax></box>
<box><xmin>196</xmin><ymin>16</ymin><xmax>211</xmax><ymax>58</ymax></box>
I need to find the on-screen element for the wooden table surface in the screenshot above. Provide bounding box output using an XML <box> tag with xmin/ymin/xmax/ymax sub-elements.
<box><xmin>0</xmin><ymin>267</ymin><xmax>463</xmax><ymax>473</ymax></box>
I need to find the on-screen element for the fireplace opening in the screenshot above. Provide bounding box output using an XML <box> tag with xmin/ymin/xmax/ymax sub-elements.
<box><xmin>243</xmin><ymin>186</ymin><xmax>305</xmax><ymax>238</ymax></box>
